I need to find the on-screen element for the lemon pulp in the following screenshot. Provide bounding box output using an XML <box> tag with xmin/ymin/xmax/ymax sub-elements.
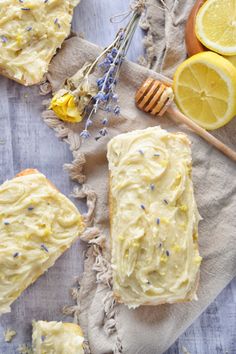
<box><xmin>173</xmin><ymin>52</ymin><xmax>236</xmax><ymax>130</ymax></box>
<box><xmin>195</xmin><ymin>0</ymin><xmax>236</xmax><ymax>55</ymax></box>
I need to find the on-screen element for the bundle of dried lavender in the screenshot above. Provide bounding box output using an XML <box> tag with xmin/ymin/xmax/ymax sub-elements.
<box><xmin>50</xmin><ymin>0</ymin><xmax>146</xmax><ymax>140</ymax></box>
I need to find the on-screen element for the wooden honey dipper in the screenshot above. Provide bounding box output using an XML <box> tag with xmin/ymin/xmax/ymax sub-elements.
<box><xmin>135</xmin><ymin>78</ymin><xmax>236</xmax><ymax>162</ymax></box>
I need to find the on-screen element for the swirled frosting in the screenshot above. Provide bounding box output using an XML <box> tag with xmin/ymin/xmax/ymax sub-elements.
<box><xmin>32</xmin><ymin>321</ymin><xmax>84</xmax><ymax>354</ymax></box>
<box><xmin>0</xmin><ymin>0</ymin><xmax>79</xmax><ymax>85</ymax></box>
<box><xmin>0</xmin><ymin>172</ymin><xmax>83</xmax><ymax>314</ymax></box>
<box><xmin>107</xmin><ymin>126</ymin><xmax>202</xmax><ymax>308</ymax></box>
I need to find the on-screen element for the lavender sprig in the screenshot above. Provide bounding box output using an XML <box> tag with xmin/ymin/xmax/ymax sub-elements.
<box><xmin>80</xmin><ymin>6</ymin><xmax>143</xmax><ymax>140</ymax></box>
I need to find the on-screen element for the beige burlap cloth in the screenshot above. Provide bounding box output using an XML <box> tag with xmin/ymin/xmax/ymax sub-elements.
<box><xmin>42</xmin><ymin>2</ymin><xmax>236</xmax><ymax>353</ymax></box>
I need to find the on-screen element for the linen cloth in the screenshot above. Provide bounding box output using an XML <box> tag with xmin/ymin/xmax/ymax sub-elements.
<box><xmin>42</xmin><ymin>2</ymin><xmax>236</xmax><ymax>353</ymax></box>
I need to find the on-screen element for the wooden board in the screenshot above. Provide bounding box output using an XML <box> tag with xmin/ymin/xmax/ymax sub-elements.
<box><xmin>0</xmin><ymin>0</ymin><xmax>235</xmax><ymax>353</ymax></box>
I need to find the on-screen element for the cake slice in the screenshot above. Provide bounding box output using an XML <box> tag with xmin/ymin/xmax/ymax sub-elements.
<box><xmin>0</xmin><ymin>169</ymin><xmax>84</xmax><ymax>314</ymax></box>
<box><xmin>107</xmin><ymin>126</ymin><xmax>202</xmax><ymax>308</ymax></box>
<box><xmin>32</xmin><ymin>320</ymin><xmax>84</xmax><ymax>354</ymax></box>
<box><xmin>0</xmin><ymin>0</ymin><xmax>80</xmax><ymax>85</ymax></box>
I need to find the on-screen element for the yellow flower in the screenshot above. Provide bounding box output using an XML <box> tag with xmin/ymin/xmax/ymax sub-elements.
<box><xmin>50</xmin><ymin>92</ymin><xmax>83</xmax><ymax>123</ymax></box>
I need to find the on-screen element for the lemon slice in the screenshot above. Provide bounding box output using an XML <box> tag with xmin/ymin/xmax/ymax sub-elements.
<box><xmin>195</xmin><ymin>0</ymin><xmax>236</xmax><ymax>55</ymax></box>
<box><xmin>173</xmin><ymin>52</ymin><xmax>236</xmax><ymax>130</ymax></box>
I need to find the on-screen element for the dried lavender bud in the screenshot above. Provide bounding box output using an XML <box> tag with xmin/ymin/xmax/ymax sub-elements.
<box><xmin>113</xmin><ymin>105</ymin><xmax>120</xmax><ymax>115</ymax></box>
<box><xmin>26</xmin><ymin>26</ymin><xmax>32</xmax><ymax>31</ymax></box>
<box><xmin>140</xmin><ymin>204</ymin><xmax>145</xmax><ymax>210</ymax></box>
<box><xmin>119</xmin><ymin>32</ymin><xmax>125</xmax><ymax>40</ymax></box>
<box><xmin>98</xmin><ymin>58</ymin><xmax>111</xmax><ymax>70</ymax></box>
<box><xmin>150</xmin><ymin>184</ymin><xmax>155</xmax><ymax>191</ymax></box>
<box><xmin>13</xmin><ymin>252</ymin><xmax>19</xmax><ymax>258</ymax></box>
<box><xmin>96</xmin><ymin>78</ymin><xmax>105</xmax><ymax>89</ymax></box>
<box><xmin>80</xmin><ymin>130</ymin><xmax>90</xmax><ymax>139</ymax></box>
<box><xmin>54</xmin><ymin>18</ymin><xmax>61</xmax><ymax>28</ymax></box>
<box><xmin>94</xmin><ymin>92</ymin><xmax>106</xmax><ymax>102</ymax></box>
<box><xmin>85</xmin><ymin>119</ymin><xmax>93</xmax><ymax>128</ymax></box>
<box><xmin>111</xmin><ymin>48</ymin><xmax>118</xmax><ymax>57</ymax></box>
<box><xmin>102</xmin><ymin>118</ymin><xmax>108</xmax><ymax>125</ymax></box>
<box><xmin>166</xmin><ymin>250</ymin><xmax>170</xmax><ymax>256</ymax></box>
<box><xmin>105</xmin><ymin>78</ymin><xmax>113</xmax><ymax>89</ymax></box>
<box><xmin>99</xmin><ymin>128</ymin><xmax>108</xmax><ymax>136</ymax></box>
<box><xmin>108</xmin><ymin>67</ymin><xmax>115</xmax><ymax>76</ymax></box>
<box><xmin>1</xmin><ymin>36</ymin><xmax>8</xmax><ymax>43</ymax></box>
<box><xmin>41</xmin><ymin>244</ymin><xmax>49</xmax><ymax>253</ymax></box>
<box><xmin>156</xmin><ymin>218</ymin><xmax>160</xmax><ymax>225</ymax></box>
<box><xmin>107</xmin><ymin>53</ymin><xmax>114</xmax><ymax>63</ymax></box>
<box><xmin>163</xmin><ymin>199</ymin><xmax>168</xmax><ymax>205</ymax></box>
<box><xmin>28</xmin><ymin>207</ymin><xmax>34</xmax><ymax>211</ymax></box>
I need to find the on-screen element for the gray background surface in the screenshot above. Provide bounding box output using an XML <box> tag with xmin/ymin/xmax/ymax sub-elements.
<box><xmin>0</xmin><ymin>0</ymin><xmax>235</xmax><ymax>353</ymax></box>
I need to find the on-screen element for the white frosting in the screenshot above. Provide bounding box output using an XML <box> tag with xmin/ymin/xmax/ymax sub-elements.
<box><xmin>32</xmin><ymin>321</ymin><xmax>84</xmax><ymax>354</ymax></box>
<box><xmin>0</xmin><ymin>172</ymin><xmax>83</xmax><ymax>314</ymax></box>
<box><xmin>107</xmin><ymin>126</ymin><xmax>202</xmax><ymax>308</ymax></box>
<box><xmin>0</xmin><ymin>0</ymin><xmax>79</xmax><ymax>85</ymax></box>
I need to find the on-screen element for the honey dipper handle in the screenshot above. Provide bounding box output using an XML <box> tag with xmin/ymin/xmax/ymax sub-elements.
<box><xmin>167</xmin><ymin>105</ymin><xmax>236</xmax><ymax>162</ymax></box>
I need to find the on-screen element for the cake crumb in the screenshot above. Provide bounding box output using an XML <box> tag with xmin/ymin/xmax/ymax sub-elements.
<box><xmin>182</xmin><ymin>346</ymin><xmax>191</xmax><ymax>354</ymax></box>
<box><xmin>18</xmin><ymin>344</ymin><xmax>33</xmax><ymax>354</ymax></box>
<box><xmin>4</xmin><ymin>328</ymin><xmax>16</xmax><ymax>342</ymax></box>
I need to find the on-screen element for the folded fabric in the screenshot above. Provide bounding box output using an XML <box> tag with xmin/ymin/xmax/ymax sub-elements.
<box><xmin>141</xmin><ymin>0</ymin><xmax>196</xmax><ymax>77</ymax></box>
<box><xmin>42</xmin><ymin>34</ymin><xmax>236</xmax><ymax>354</ymax></box>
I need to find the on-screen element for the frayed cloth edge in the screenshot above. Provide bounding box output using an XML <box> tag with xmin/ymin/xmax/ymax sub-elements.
<box><xmin>42</xmin><ymin>100</ymin><xmax>123</xmax><ymax>353</ymax></box>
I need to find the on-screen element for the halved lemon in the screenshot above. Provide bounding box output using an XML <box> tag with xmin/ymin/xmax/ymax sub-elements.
<box><xmin>195</xmin><ymin>0</ymin><xmax>236</xmax><ymax>56</ymax></box>
<box><xmin>173</xmin><ymin>52</ymin><xmax>236</xmax><ymax>130</ymax></box>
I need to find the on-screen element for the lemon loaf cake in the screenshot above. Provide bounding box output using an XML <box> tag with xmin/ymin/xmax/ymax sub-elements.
<box><xmin>107</xmin><ymin>126</ymin><xmax>202</xmax><ymax>308</ymax></box>
<box><xmin>32</xmin><ymin>320</ymin><xmax>84</xmax><ymax>354</ymax></box>
<box><xmin>0</xmin><ymin>169</ymin><xmax>84</xmax><ymax>314</ymax></box>
<box><xmin>0</xmin><ymin>0</ymin><xmax>79</xmax><ymax>85</ymax></box>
